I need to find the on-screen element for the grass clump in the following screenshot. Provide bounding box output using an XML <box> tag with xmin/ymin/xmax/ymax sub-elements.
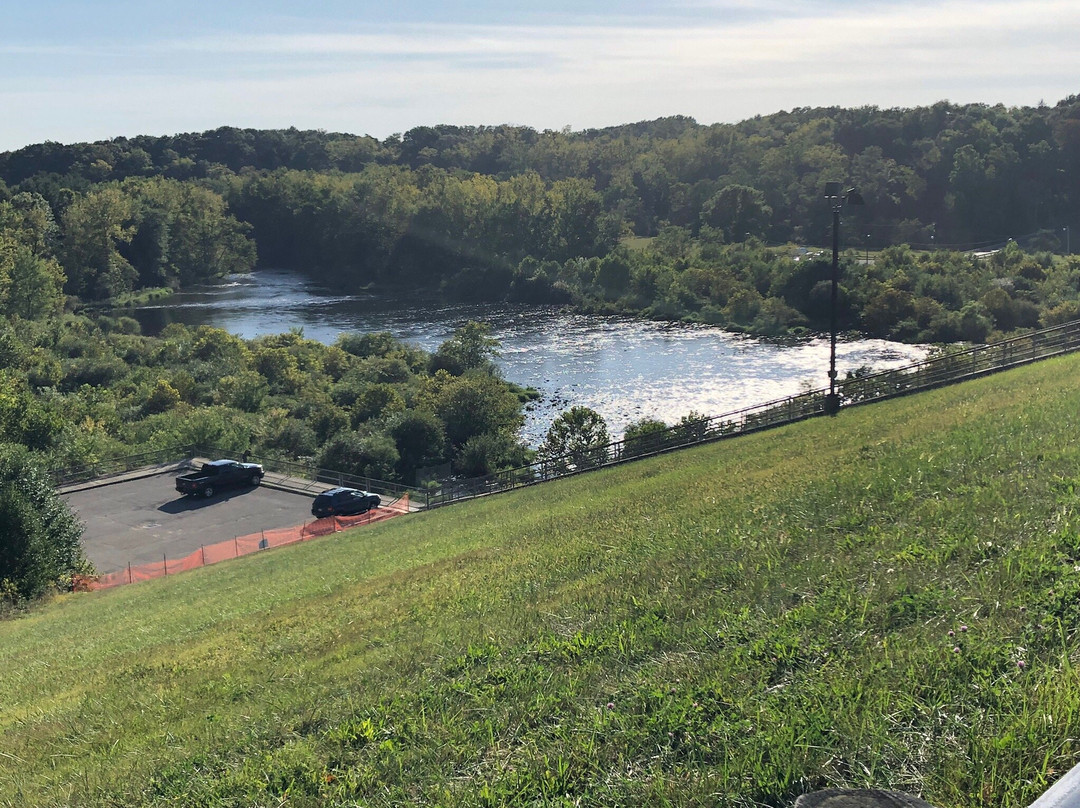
<box><xmin>3</xmin><ymin>354</ymin><xmax>1080</xmax><ymax>806</ymax></box>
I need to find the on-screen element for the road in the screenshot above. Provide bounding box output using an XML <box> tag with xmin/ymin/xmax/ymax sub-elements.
<box><xmin>63</xmin><ymin>472</ymin><xmax>317</xmax><ymax>574</ymax></box>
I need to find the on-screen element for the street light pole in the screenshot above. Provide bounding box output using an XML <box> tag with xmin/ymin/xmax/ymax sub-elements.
<box><xmin>823</xmin><ymin>183</ymin><xmax>864</xmax><ymax>416</ymax></box>
<box><xmin>827</xmin><ymin>201</ymin><xmax>841</xmax><ymax>414</ymax></box>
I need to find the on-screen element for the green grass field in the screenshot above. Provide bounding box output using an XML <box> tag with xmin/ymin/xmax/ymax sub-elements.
<box><xmin>4</xmin><ymin>355</ymin><xmax>1080</xmax><ymax>807</ymax></box>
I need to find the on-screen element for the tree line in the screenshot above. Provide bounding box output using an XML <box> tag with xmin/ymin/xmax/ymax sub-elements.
<box><xmin>0</xmin><ymin>96</ymin><xmax>1077</xmax><ymax>341</ymax></box>
<box><xmin>3</xmin><ymin>96</ymin><xmax>1078</xmax><ymax>249</ymax></box>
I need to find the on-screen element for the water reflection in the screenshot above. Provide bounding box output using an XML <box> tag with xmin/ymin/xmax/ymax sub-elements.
<box><xmin>133</xmin><ymin>270</ymin><xmax>929</xmax><ymax>445</ymax></box>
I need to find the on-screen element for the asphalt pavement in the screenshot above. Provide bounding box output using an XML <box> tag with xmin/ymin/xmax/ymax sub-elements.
<box><xmin>63</xmin><ymin>470</ymin><xmax>319</xmax><ymax>574</ymax></box>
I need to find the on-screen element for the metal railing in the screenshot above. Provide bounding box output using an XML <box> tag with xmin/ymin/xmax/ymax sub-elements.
<box><xmin>52</xmin><ymin>447</ymin><xmax>190</xmax><ymax>488</ymax></box>
<box><xmin>421</xmin><ymin>317</ymin><xmax>1080</xmax><ymax>508</ymax></box>
<box><xmin>188</xmin><ymin>447</ymin><xmax>415</xmax><ymax>502</ymax></box>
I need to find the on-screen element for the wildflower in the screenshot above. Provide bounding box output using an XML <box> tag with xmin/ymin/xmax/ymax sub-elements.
<box><xmin>953</xmin><ymin>646</ymin><xmax>961</xmax><ymax>653</ymax></box>
<box><xmin>1017</xmin><ymin>660</ymin><xmax>1026</xmax><ymax>669</ymax></box>
<box><xmin>959</xmin><ymin>625</ymin><xmax>968</xmax><ymax>632</ymax></box>
<box><xmin>607</xmin><ymin>702</ymin><xmax>615</xmax><ymax>711</ymax></box>
<box><xmin>947</xmin><ymin>630</ymin><xmax>955</xmax><ymax>637</ymax></box>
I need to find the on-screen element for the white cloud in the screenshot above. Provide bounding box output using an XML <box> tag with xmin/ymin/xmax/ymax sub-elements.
<box><xmin>1</xmin><ymin>0</ymin><xmax>1076</xmax><ymax>149</ymax></box>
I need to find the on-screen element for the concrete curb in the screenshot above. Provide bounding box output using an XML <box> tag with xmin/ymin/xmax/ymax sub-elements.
<box><xmin>57</xmin><ymin>462</ymin><xmax>190</xmax><ymax>495</ymax></box>
<box><xmin>58</xmin><ymin>458</ymin><xmax>327</xmax><ymax>501</ymax></box>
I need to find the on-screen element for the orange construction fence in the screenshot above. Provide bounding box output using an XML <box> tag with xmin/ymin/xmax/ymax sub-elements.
<box><xmin>76</xmin><ymin>494</ymin><xmax>409</xmax><ymax>591</ymax></box>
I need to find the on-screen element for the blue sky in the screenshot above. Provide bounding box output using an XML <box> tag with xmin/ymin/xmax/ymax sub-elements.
<box><xmin>2</xmin><ymin>0</ymin><xmax>1077</xmax><ymax>151</ymax></box>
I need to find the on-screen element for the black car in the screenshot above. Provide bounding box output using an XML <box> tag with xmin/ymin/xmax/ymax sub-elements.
<box><xmin>311</xmin><ymin>487</ymin><xmax>381</xmax><ymax>518</ymax></box>
<box><xmin>175</xmin><ymin>459</ymin><xmax>264</xmax><ymax>497</ymax></box>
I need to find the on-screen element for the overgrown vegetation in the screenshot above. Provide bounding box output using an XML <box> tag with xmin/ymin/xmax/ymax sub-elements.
<box><xmin>0</xmin><ymin>315</ymin><xmax>534</xmax><ymax>484</ymax></box>
<box><xmin>2</xmin><ymin>355</ymin><xmax>1079</xmax><ymax>806</ymax></box>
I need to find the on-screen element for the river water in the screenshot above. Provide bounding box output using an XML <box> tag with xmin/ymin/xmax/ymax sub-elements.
<box><xmin>132</xmin><ymin>270</ymin><xmax>929</xmax><ymax>445</ymax></box>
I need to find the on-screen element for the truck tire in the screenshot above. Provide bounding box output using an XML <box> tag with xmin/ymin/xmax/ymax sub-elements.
<box><xmin>202</xmin><ymin>484</ymin><xmax>215</xmax><ymax>498</ymax></box>
<box><xmin>250</xmin><ymin>472</ymin><xmax>261</xmax><ymax>486</ymax></box>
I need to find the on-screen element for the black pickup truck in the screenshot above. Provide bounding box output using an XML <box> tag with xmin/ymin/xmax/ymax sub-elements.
<box><xmin>175</xmin><ymin>459</ymin><xmax>264</xmax><ymax>497</ymax></box>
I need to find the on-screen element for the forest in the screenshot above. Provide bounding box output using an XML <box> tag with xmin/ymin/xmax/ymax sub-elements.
<box><xmin>2</xmin><ymin>96</ymin><xmax>1080</xmax><ymax>601</ymax></box>
<box><xmin>1</xmin><ymin>96</ymin><xmax>1079</xmax><ymax>341</ymax></box>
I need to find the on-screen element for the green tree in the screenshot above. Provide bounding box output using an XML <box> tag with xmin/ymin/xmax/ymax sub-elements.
<box><xmin>351</xmin><ymin>383</ymin><xmax>406</xmax><ymax>425</ymax></box>
<box><xmin>143</xmin><ymin>379</ymin><xmax>181</xmax><ymax>415</ymax></box>
<box><xmin>622</xmin><ymin>417</ymin><xmax>671</xmax><ymax>457</ymax></box>
<box><xmin>434</xmin><ymin>374</ymin><xmax>524</xmax><ymax>449</ymax></box>
<box><xmin>0</xmin><ymin>192</ymin><xmax>60</xmax><ymax>256</ymax></box>
<box><xmin>958</xmin><ymin>301</ymin><xmax>993</xmax><ymax>343</ymax></box>
<box><xmin>455</xmin><ymin>431</ymin><xmax>530</xmax><ymax>477</ymax></box>
<box><xmin>700</xmin><ymin>185</ymin><xmax>772</xmax><ymax>241</ymax></box>
<box><xmin>595</xmin><ymin>252</ymin><xmax>633</xmax><ymax>300</ymax></box>
<box><xmin>3</xmin><ymin>245</ymin><xmax>65</xmax><ymax>319</ymax></box>
<box><xmin>0</xmin><ymin>444</ymin><xmax>89</xmax><ymax>603</ymax></box>
<box><xmin>316</xmin><ymin>430</ymin><xmax>400</xmax><ymax>481</ymax></box>
<box><xmin>430</xmin><ymin>321</ymin><xmax>501</xmax><ymax>376</ymax></box>
<box><xmin>389</xmin><ymin>409</ymin><xmax>446</xmax><ymax>481</ymax></box>
<box><xmin>59</xmin><ymin>186</ymin><xmax>137</xmax><ymax>299</ymax></box>
<box><xmin>538</xmin><ymin>406</ymin><xmax>611</xmax><ymax>474</ymax></box>
<box><xmin>214</xmin><ymin>371</ymin><xmax>269</xmax><ymax>412</ymax></box>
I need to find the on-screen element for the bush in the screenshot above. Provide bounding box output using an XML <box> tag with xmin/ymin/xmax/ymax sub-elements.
<box><xmin>455</xmin><ymin>432</ymin><xmax>530</xmax><ymax>477</ymax></box>
<box><xmin>316</xmin><ymin>430</ymin><xmax>400</xmax><ymax>481</ymax></box>
<box><xmin>264</xmin><ymin>419</ymin><xmax>318</xmax><ymax>458</ymax></box>
<box><xmin>0</xmin><ymin>444</ymin><xmax>89</xmax><ymax>603</ymax></box>
<box><xmin>622</xmin><ymin>418</ymin><xmax>671</xmax><ymax>457</ymax></box>
<box><xmin>60</xmin><ymin>356</ymin><xmax>127</xmax><ymax>391</ymax></box>
<box><xmin>143</xmin><ymin>379</ymin><xmax>181</xmax><ymax>415</ymax></box>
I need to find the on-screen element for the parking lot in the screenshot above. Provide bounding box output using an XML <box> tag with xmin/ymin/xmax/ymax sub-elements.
<box><xmin>63</xmin><ymin>472</ymin><xmax>318</xmax><ymax>574</ymax></box>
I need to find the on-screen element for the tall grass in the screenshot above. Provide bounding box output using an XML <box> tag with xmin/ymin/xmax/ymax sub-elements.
<box><xmin>3</xmin><ymin>355</ymin><xmax>1080</xmax><ymax>806</ymax></box>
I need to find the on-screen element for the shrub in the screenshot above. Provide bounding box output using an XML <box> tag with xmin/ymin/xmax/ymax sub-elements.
<box><xmin>622</xmin><ymin>418</ymin><xmax>671</xmax><ymax>458</ymax></box>
<box><xmin>0</xmin><ymin>444</ymin><xmax>89</xmax><ymax>603</ymax></box>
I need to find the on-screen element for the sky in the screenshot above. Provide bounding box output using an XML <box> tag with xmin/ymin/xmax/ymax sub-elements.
<box><xmin>1</xmin><ymin>0</ymin><xmax>1077</xmax><ymax>152</ymax></box>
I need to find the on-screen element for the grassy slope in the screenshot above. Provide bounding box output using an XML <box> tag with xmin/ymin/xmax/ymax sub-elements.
<box><xmin>4</xmin><ymin>356</ymin><xmax>1080</xmax><ymax>807</ymax></box>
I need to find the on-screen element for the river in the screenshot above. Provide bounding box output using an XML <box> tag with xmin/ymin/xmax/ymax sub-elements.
<box><xmin>131</xmin><ymin>270</ymin><xmax>929</xmax><ymax>446</ymax></box>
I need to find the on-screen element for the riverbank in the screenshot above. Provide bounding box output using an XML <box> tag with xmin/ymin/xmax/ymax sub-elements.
<box><xmin>128</xmin><ymin>269</ymin><xmax>929</xmax><ymax>445</ymax></box>
<box><xmin>77</xmin><ymin>285</ymin><xmax>174</xmax><ymax>311</ymax></box>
